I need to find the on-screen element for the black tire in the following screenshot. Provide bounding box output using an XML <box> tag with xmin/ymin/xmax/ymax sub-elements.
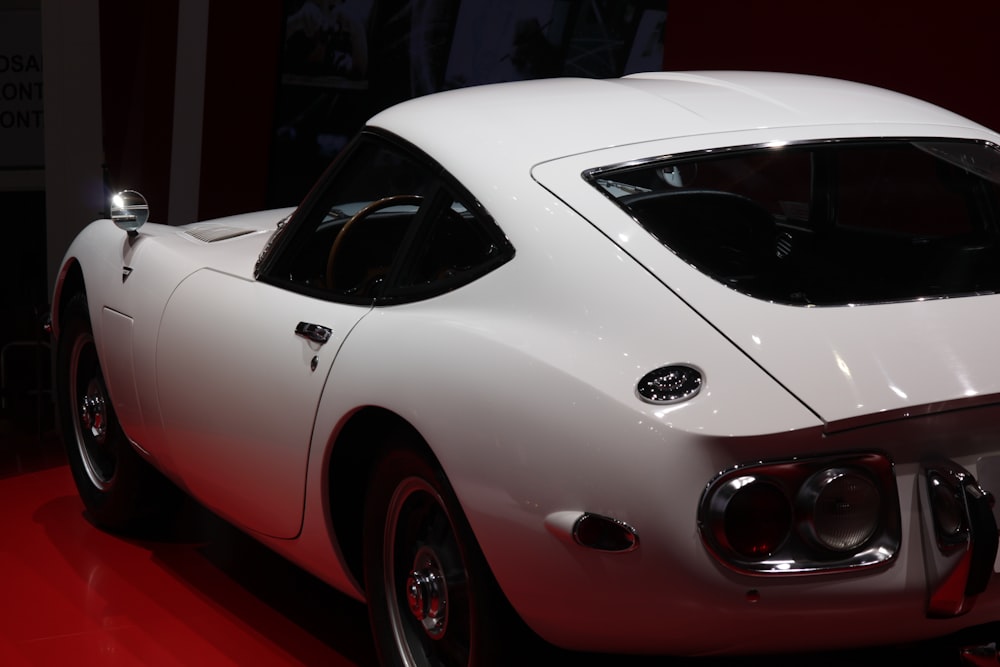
<box><xmin>363</xmin><ymin>443</ymin><xmax>511</xmax><ymax>667</ymax></box>
<box><xmin>55</xmin><ymin>293</ymin><xmax>174</xmax><ymax>533</ymax></box>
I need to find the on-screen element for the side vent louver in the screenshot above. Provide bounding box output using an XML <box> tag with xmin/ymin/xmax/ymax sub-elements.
<box><xmin>184</xmin><ymin>227</ymin><xmax>254</xmax><ymax>243</ymax></box>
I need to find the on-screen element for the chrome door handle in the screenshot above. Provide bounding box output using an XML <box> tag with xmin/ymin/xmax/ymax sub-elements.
<box><xmin>295</xmin><ymin>321</ymin><xmax>332</xmax><ymax>344</ymax></box>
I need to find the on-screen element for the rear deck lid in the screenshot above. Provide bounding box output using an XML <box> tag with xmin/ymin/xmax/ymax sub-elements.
<box><xmin>533</xmin><ymin>127</ymin><xmax>1000</xmax><ymax>425</ymax></box>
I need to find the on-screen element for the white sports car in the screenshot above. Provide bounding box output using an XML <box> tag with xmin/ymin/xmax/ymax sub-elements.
<box><xmin>52</xmin><ymin>71</ymin><xmax>1000</xmax><ymax>664</ymax></box>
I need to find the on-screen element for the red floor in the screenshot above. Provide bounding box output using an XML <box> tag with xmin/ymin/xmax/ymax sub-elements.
<box><xmin>0</xmin><ymin>416</ymin><xmax>979</xmax><ymax>666</ymax></box>
<box><xmin>0</xmin><ymin>420</ymin><xmax>376</xmax><ymax>666</ymax></box>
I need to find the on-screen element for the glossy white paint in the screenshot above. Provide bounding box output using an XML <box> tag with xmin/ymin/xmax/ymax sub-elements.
<box><xmin>155</xmin><ymin>269</ymin><xmax>370</xmax><ymax>538</ymax></box>
<box><xmin>368</xmin><ymin>72</ymin><xmax>989</xmax><ymax>201</ymax></box>
<box><xmin>54</xmin><ymin>211</ymin><xmax>292</xmax><ymax>462</ymax></box>
<box><xmin>53</xmin><ymin>73</ymin><xmax>1000</xmax><ymax>655</ymax></box>
<box><xmin>531</xmin><ymin>116</ymin><xmax>1000</xmax><ymax>425</ymax></box>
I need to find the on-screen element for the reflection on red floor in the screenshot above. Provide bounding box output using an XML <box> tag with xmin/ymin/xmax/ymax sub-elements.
<box><xmin>0</xmin><ymin>427</ymin><xmax>375</xmax><ymax>666</ymax></box>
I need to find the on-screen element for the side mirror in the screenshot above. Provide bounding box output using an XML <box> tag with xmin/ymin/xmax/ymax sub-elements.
<box><xmin>110</xmin><ymin>190</ymin><xmax>149</xmax><ymax>233</ymax></box>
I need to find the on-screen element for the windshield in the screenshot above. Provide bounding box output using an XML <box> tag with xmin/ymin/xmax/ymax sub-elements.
<box><xmin>589</xmin><ymin>139</ymin><xmax>1000</xmax><ymax>306</ymax></box>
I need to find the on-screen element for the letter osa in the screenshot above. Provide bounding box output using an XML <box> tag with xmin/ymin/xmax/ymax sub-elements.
<box><xmin>0</xmin><ymin>53</ymin><xmax>42</xmax><ymax>73</ymax></box>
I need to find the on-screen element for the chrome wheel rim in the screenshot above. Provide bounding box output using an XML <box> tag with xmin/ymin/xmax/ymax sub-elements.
<box><xmin>406</xmin><ymin>545</ymin><xmax>449</xmax><ymax>638</ymax></box>
<box><xmin>384</xmin><ymin>477</ymin><xmax>471</xmax><ymax>667</ymax></box>
<box><xmin>80</xmin><ymin>377</ymin><xmax>107</xmax><ymax>443</ymax></box>
<box><xmin>69</xmin><ymin>331</ymin><xmax>116</xmax><ymax>490</ymax></box>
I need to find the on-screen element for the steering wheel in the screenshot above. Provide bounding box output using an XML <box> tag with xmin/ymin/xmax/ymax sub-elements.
<box><xmin>325</xmin><ymin>194</ymin><xmax>424</xmax><ymax>291</ymax></box>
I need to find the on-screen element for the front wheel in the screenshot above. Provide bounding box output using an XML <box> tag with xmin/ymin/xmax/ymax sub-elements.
<box><xmin>55</xmin><ymin>294</ymin><xmax>174</xmax><ymax>532</ymax></box>
<box><xmin>363</xmin><ymin>445</ymin><xmax>512</xmax><ymax>667</ymax></box>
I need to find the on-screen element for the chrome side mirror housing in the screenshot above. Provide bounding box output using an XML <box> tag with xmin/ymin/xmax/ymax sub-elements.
<box><xmin>110</xmin><ymin>190</ymin><xmax>149</xmax><ymax>233</ymax></box>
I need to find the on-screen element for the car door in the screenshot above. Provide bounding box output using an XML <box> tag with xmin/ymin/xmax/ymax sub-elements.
<box><xmin>154</xmin><ymin>133</ymin><xmax>443</xmax><ymax>539</ymax></box>
<box><xmin>155</xmin><ymin>276</ymin><xmax>367</xmax><ymax>539</ymax></box>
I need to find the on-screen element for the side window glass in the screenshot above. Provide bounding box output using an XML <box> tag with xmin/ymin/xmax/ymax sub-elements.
<box><xmin>834</xmin><ymin>145</ymin><xmax>975</xmax><ymax>235</ymax></box>
<box><xmin>392</xmin><ymin>195</ymin><xmax>508</xmax><ymax>295</ymax></box>
<box><xmin>269</xmin><ymin>137</ymin><xmax>437</xmax><ymax>299</ymax></box>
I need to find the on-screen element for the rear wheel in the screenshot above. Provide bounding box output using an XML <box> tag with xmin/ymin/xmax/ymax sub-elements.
<box><xmin>363</xmin><ymin>444</ymin><xmax>511</xmax><ymax>667</ymax></box>
<box><xmin>56</xmin><ymin>294</ymin><xmax>173</xmax><ymax>532</ymax></box>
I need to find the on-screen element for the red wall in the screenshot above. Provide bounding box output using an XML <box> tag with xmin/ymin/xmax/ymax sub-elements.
<box><xmin>199</xmin><ymin>0</ymin><xmax>283</xmax><ymax>221</ymax></box>
<box><xmin>99</xmin><ymin>1</ymin><xmax>179</xmax><ymax>219</ymax></box>
<box><xmin>99</xmin><ymin>0</ymin><xmax>282</xmax><ymax>222</ymax></box>
<box><xmin>663</xmin><ymin>2</ymin><xmax>1000</xmax><ymax>133</ymax></box>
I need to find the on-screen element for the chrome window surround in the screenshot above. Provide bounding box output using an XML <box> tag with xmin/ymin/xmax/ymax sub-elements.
<box><xmin>254</xmin><ymin>213</ymin><xmax>293</xmax><ymax>278</ymax></box>
<box><xmin>583</xmin><ymin>137</ymin><xmax>1000</xmax><ymax>191</ymax></box>
<box><xmin>588</xmin><ymin>137</ymin><xmax>824</xmax><ymax>176</ymax></box>
<box><xmin>698</xmin><ymin>452</ymin><xmax>900</xmax><ymax>575</ymax></box>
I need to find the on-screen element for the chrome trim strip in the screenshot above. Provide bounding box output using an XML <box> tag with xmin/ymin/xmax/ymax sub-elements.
<box><xmin>582</xmin><ymin>137</ymin><xmax>1000</xmax><ymax>183</ymax></box>
<box><xmin>824</xmin><ymin>392</ymin><xmax>1000</xmax><ymax>435</ymax></box>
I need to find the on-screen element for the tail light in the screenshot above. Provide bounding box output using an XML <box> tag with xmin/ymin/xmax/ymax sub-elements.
<box><xmin>919</xmin><ymin>459</ymin><xmax>998</xmax><ymax>617</ymax></box>
<box><xmin>717</xmin><ymin>477</ymin><xmax>792</xmax><ymax>559</ymax></box>
<box><xmin>798</xmin><ymin>467</ymin><xmax>881</xmax><ymax>552</ymax></box>
<box><xmin>699</xmin><ymin>453</ymin><xmax>899</xmax><ymax>575</ymax></box>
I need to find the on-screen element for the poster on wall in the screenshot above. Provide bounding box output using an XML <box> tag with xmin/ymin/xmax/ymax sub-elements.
<box><xmin>270</xmin><ymin>0</ymin><xmax>667</xmax><ymax>205</ymax></box>
<box><xmin>0</xmin><ymin>9</ymin><xmax>44</xmax><ymax>169</ymax></box>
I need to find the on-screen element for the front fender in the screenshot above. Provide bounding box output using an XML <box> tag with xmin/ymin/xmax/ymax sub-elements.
<box><xmin>52</xmin><ymin>219</ymin><xmax>198</xmax><ymax>459</ymax></box>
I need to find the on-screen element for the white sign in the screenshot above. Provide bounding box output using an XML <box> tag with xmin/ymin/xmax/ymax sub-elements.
<box><xmin>0</xmin><ymin>9</ymin><xmax>43</xmax><ymax>168</ymax></box>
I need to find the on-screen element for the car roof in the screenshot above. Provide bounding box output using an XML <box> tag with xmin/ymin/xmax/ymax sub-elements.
<box><xmin>367</xmin><ymin>71</ymin><xmax>993</xmax><ymax>171</ymax></box>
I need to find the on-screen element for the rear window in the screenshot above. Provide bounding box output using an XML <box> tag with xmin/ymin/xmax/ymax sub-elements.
<box><xmin>589</xmin><ymin>139</ymin><xmax>1000</xmax><ymax>305</ymax></box>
